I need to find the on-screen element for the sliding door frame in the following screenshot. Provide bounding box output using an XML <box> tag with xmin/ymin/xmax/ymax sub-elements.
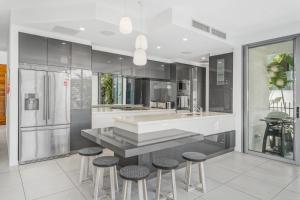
<box><xmin>243</xmin><ymin>34</ymin><xmax>300</xmax><ymax>165</ymax></box>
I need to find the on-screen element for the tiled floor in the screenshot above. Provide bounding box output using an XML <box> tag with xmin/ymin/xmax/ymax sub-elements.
<box><xmin>0</xmin><ymin>126</ymin><xmax>300</xmax><ymax>200</ymax></box>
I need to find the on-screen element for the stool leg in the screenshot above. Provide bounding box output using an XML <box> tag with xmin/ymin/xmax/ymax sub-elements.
<box><xmin>186</xmin><ymin>161</ymin><xmax>192</xmax><ymax>191</ymax></box>
<box><xmin>94</xmin><ymin>168</ymin><xmax>101</xmax><ymax>200</ymax></box>
<box><xmin>138</xmin><ymin>180</ymin><xmax>144</xmax><ymax>200</ymax></box>
<box><xmin>143</xmin><ymin>179</ymin><xmax>148</xmax><ymax>200</ymax></box>
<box><xmin>127</xmin><ymin>181</ymin><xmax>132</xmax><ymax>200</ymax></box>
<box><xmin>86</xmin><ymin>157</ymin><xmax>90</xmax><ymax>179</ymax></box>
<box><xmin>199</xmin><ymin>162</ymin><xmax>207</xmax><ymax>193</ymax></box>
<box><xmin>122</xmin><ymin>180</ymin><xmax>128</xmax><ymax>200</ymax></box>
<box><xmin>156</xmin><ymin>169</ymin><xmax>162</xmax><ymax>200</ymax></box>
<box><xmin>114</xmin><ymin>166</ymin><xmax>119</xmax><ymax>192</ymax></box>
<box><xmin>79</xmin><ymin>156</ymin><xmax>87</xmax><ymax>183</ymax></box>
<box><xmin>171</xmin><ymin>169</ymin><xmax>177</xmax><ymax>200</ymax></box>
<box><xmin>110</xmin><ymin>167</ymin><xmax>116</xmax><ymax>200</ymax></box>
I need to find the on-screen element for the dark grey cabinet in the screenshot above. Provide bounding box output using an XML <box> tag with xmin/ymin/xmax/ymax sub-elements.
<box><xmin>92</xmin><ymin>51</ymin><xmax>122</xmax><ymax>74</ymax></box>
<box><xmin>71</xmin><ymin>43</ymin><xmax>92</xmax><ymax>69</ymax></box>
<box><xmin>146</xmin><ymin>61</ymin><xmax>170</xmax><ymax>80</ymax></box>
<box><xmin>47</xmin><ymin>38</ymin><xmax>71</xmax><ymax>67</ymax></box>
<box><xmin>19</xmin><ymin>33</ymin><xmax>47</xmax><ymax>65</ymax></box>
<box><xmin>209</xmin><ymin>52</ymin><xmax>233</xmax><ymax>113</ymax></box>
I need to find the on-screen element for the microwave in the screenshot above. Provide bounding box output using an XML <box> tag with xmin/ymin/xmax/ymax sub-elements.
<box><xmin>177</xmin><ymin>80</ymin><xmax>190</xmax><ymax>93</ymax></box>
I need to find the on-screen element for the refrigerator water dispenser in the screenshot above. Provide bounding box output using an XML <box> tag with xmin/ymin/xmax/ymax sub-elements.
<box><xmin>25</xmin><ymin>93</ymin><xmax>39</xmax><ymax>110</ymax></box>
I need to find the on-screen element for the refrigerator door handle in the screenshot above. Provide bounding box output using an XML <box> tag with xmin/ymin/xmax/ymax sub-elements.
<box><xmin>47</xmin><ymin>74</ymin><xmax>50</xmax><ymax>120</ymax></box>
<box><xmin>43</xmin><ymin>75</ymin><xmax>47</xmax><ymax>120</ymax></box>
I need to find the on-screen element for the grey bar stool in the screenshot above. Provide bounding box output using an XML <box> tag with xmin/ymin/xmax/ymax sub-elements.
<box><xmin>78</xmin><ymin>147</ymin><xmax>103</xmax><ymax>183</ymax></box>
<box><xmin>120</xmin><ymin>165</ymin><xmax>150</xmax><ymax>200</ymax></box>
<box><xmin>93</xmin><ymin>156</ymin><xmax>119</xmax><ymax>200</ymax></box>
<box><xmin>153</xmin><ymin>158</ymin><xmax>179</xmax><ymax>200</ymax></box>
<box><xmin>182</xmin><ymin>152</ymin><xmax>207</xmax><ymax>193</ymax></box>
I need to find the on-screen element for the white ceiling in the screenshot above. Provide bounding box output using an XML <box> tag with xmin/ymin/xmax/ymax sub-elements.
<box><xmin>1</xmin><ymin>0</ymin><xmax>300</xmax><ymax>63</ymax></box>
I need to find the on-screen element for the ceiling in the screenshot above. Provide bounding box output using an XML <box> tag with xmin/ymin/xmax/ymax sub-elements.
<box><xmin>1</xmin><ymin>0</ymin><xmax>300</xmax><ymax>63</ymax></box>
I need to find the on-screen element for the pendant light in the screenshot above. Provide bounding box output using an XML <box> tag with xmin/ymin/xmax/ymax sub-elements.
<box><xmin>133</xmin><ymin>1</ymin><xmax>147</xmax><ymax>66</ymax></box>
<box><xmin>133</xmin><ymin>48</ymin><xmax>147</xmax><ymax>66</ymax></box>
<box><xmin>119</xmin><ymin>0</ymin><xmax>132</xmax><ymax>34</ymax></box>
<box><xmin>135</xmin><ymin>34</ymin><xmax>148</xmax><ymax>50</ymax></box>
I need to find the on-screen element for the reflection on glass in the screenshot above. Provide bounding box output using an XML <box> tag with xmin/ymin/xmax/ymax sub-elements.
<box><xmin>247</xmin><ymin>40</ymin><xmax>294</xmax><ymax>160</ymax></box>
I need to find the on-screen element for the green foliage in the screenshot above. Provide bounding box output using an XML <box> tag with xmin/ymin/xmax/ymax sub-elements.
<box><xmin>101</xmin><ymin>73</ymin><xmax>113</xmax><ymax>104</ymax></box>
<box><xmin>266</xmin><ymin>53</ymin><xmax>294</xmax><ymax>89</ymax></box>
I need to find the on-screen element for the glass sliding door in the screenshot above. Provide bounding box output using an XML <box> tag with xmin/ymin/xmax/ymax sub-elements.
<box><xmin>244</xmin><ymin>36</ymin><xmax>300</xmax><ymax>164</ymax></box>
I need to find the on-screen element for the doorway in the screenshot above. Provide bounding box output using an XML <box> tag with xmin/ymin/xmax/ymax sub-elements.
<box><xmin>0</xmin><ymin>64</ymin><xmax>6</xmax><ymax>125</ymax></box>
<box><xmin>244</xmin><ymin>36</ymin><xmax>300</xmax><ymax>164</ymax></box>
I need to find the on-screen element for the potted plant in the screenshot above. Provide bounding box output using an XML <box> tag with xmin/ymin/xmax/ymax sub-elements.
<box><xmin>266</xmin><ymin>53</ymin><xmax>294</xmax><ymax>112</ymax></box>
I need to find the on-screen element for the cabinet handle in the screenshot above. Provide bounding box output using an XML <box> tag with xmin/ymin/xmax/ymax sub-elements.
<box><xmin>297</xmin><ymin>107</ymin><xmax>299</xmax><ymax>118</ymax></box>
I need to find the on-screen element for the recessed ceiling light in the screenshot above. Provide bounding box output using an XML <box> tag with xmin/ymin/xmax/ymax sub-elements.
<box><xmin>183</xmin><ymin>37</ymin><xmax>188</xmax><ymax>41</ymax></box>
<box><xmin>61</xmin><ymin>42</ymin><xmax>66</xmax><ymax>45</ymax></box>
<box><xmin>157</xmin><ymin>46</ymin><xmax>161</xmax><ymax>49</ymax></box>
<box><xmin>181</xmin><ymin>51</ymin><xmax>192</xmax><ymax>54</ymax></box>
<box><xmin>201</xmin><ymin>56</ymin><xmax>206</xmax><ymax>60</ymax></box>
<box><xmin>119</xmin><ymin>57</ymin><xmax>123</xmax><ymax>60</ymax></box>
<box><xmin>79</xmin><ymin>27</ymin><xmax>85</xmax><ymax>31</ymax></box>
<box><xmin>161</xmin><ymin>64</ymin><xmax>165</xmax><ymax>67</ymax></box>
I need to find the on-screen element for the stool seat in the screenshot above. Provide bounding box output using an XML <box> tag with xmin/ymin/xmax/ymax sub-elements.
<box><xmin>120</xmin><ymin>165</ymin><xmax>150</xmax><ymax>181</ymax></box>
<box><xmin>93</xmin><ymin>156</ymin><xmax>119</xmax><ymax>167</ymax></box>
<box><xmin>78</xmin><ymin>147</ymin><xmax>103</xmax><ymax>156</ymax></box>
<box><xmin>182</xmin><ymin>152</ymin><xmax>207</xmax><ymax>162</ymax></box>
<box><xmin>153</xmin><ymin>158</ymin><xmax>179</xmax><ymax>170</ymax></box>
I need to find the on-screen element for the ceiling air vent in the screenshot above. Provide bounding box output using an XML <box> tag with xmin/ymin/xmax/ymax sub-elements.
<box><xmin>192</xmin><ymin>19</ymin><xmax>210</xmax><ymax>33</ymax></box>
<box><xmin>211</xmin><ymin>28</ymin><xmax>227</xmax><ymax>39</ymax></box>
<box><xmin>52</xmin><ymin>26</ymin><xmax>80</xmax><ymax>36</ymax></box>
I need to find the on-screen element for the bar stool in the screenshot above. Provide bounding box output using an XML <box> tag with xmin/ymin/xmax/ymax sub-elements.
<box><xmin>93</xmin><ymin>156</ymin><xmax>119</xmax><ymax>200</ymax></box>
<box><xmin>182</xmin><ymin>152</ymin><xmax>207</xmax><ymax>193</ymax></box>
<box><xmin>78</xmin><ymin>147</ymin><xmax>103</xmax><ymax>183</ymax></box>
<box><xmin>153</xmin><ymin>158</ymin><xmax>179</xmax><ymax>200</ymax></box>
<box><xmin>120</xmin><ymin>165</ymin><xmax>150</xmax><ymax>200</ymax></box>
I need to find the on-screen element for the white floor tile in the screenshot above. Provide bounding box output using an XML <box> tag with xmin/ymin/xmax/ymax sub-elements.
<box><xmin>205</xmin><ymin>164</ymin><xmax>240</xmax><ymax>183</ymax></box>
<box><xmin>56</xmin><ymin>155</ymin><xmax>81</xmax><ymax>172</ymax></box>
<box><xmin>227</xmin><ymin>175</ymin><xmax>284</xmax><ymax>200</ymax></box>
<box><xmin>0</xmin><ymin>171</ymin><xmax>22</xmax><ymax>187</ymax></box>
<box><xmin>201</xmin><ymin>185</ymin><xmax>258</xmax><ymax>200</ymax></box>
<box><xmin>0</xmin><ymin>184</ymin><xmax>26</xmax><ymax>200</ymax></box>
<box><xmin>286</xmin><ymin>176</ymin><xmax>300</xmax><ymax>194</ymax></box>
<box><xmin>34</xmin><ymin>188</ymin><xmax>85</xmax><ymax>200</ymax></box>
<box><xmin>273</xmin><ymin>189</ymin><xmax>300</xmax><ymax>200</ymax></box>
<box><xmin>20</xmin><ymin>161</ymin><xmax>64</xmax><ymax>184</ymax></box>
<box><xmin>244</xmin><ymin>166</ymin><xmax>295</xmax><ymax>187</ymax></box>
<box><xmin>258</xmin><ymin>160</ymin><xmax>300</xmax><ymax>178</ymax></box>
<box><xmin>22</xmin><ymin>172</ymin><xmax>74</xmax><ymax>200</ymax></box>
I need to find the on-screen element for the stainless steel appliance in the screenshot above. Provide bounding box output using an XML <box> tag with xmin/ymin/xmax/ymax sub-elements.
<box><xmin>19</xmin><ymin>68</ymin><xmax>70</xmax><ymax>163</ymax></box>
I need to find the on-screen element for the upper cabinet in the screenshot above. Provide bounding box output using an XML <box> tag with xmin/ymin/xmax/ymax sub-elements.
<box><xmin>146</xmin><ymin>61</ymin><xmax>170</xmax><ymax>80</ymax></box>
<box><xmin>71</xmin><ymin>43</ymin><xmax>92</xmax><ymax>69</ymax></box>
<box><xmin>92</xmin><ymin>51</ymin><xmax>122</xmax><ymax>75</ymax></box>
<box><xmin>209</xmin><ymin>52</ymin><xmax>233</xmax><ymax>113</ymax></box>
<box><xmin>91</xmin><ymin>50</ymin><xmax>170</xmax><ymax>80</ymax></box>
<box><xmin>47</xmin><ymin>38</ymin><xmax>71</xmax><ymax>67</ymax></box>
<box><xmin>19</xmin><ymin>33</ymin><xmax>47</xmax><ymax>65</ymax></box>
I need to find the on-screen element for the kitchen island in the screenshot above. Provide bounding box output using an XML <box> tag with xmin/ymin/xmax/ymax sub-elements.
<box><xmin>82</xmin><ymin>128</ymin><xmax>205</xmax><ymax>171</ymax></box>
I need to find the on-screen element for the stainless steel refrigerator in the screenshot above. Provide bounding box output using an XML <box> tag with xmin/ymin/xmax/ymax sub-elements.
<box><xmin>19</xmin><ymin>69</ymin><xmax>70</xmax><ymax>163</ymax></box>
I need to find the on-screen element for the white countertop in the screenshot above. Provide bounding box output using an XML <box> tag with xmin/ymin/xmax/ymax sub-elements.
<box><xmin>92</xmin><ymin>108</ymin><xmax>175</xmax><ymax>114</ymax></box>
<box><xmin>114</xmin><ymin>112</ymin><xmax>232</xmax><ymax>125</ymax></box>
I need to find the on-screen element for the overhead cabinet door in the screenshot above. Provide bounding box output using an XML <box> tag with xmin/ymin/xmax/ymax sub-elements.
<box><xmin>47</xmin><ymin>38</ymin><xmax>71</xmax><ymax>67</ymax></box>
<box><xmin>71</xmin><ymin>43</ymin><xmax>92</xmax><ymax>69</ymax></box>
<box><xmin>19</xmin><ymin>33</ymin><xmax>47</xmax><ymax>65</ymax></box>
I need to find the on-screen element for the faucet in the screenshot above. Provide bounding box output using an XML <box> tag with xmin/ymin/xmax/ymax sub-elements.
<box><xmin>192</xmin><ymin>105</ymin><xmax>203</xmax><ymax>114</ymax></box>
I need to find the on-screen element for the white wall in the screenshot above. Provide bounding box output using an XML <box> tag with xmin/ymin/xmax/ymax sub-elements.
<box><xmin>0</xmin><ymin>51</ymin><xmax>7</xmax><ymax>64</ymax></box>
<box><xmin>232</xmin><ymin>46</ymin><xmax>243</xmax><ymax>152</ymax></box>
